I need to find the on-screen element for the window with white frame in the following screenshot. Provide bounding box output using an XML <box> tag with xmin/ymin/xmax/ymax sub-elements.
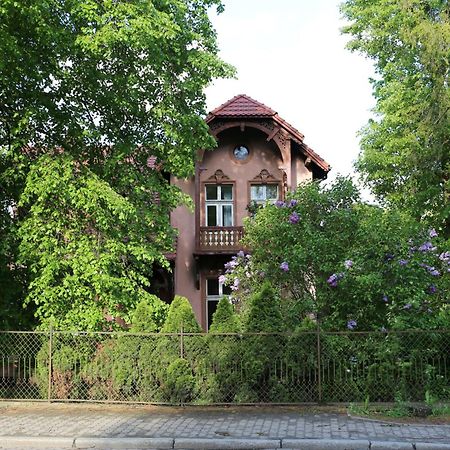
<box><xmin>250</xmin><ymin>184</ymin><xmax>279</xmax><ymax>204</ymax></box>
<box><xmin>206</xmin><ymin>277</ymin><xmax>232</xmax><ymax>330</ymax></box>
<box><xmin>205</xmin><ymin>184</ymin><xmax>233</xmax><ymax>227</ymax></box>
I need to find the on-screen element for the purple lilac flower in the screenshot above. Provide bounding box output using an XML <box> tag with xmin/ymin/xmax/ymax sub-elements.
<box><xmin>439</xmin><ymin>251</ymin><xmax>450</xmax><ymax>262</ymax></box>
<box><xmin>418</xmin><ymin>242</ymin><xmax>436</xmax><ymax>252</ymax></box>
<box><xmin>237</xmin><ymin>250</ymin><xmax>245</xmax><ymax>258</ymax></box>
<box><xmin>398</xmin><ymin>259</ymin><xmax>409</xmax><ymax>266</ymax></box>
<box><xmin>327</xmin><ymin>274</ymin><xmax>338</xmax><ymax>287</ymax></box>
<box><xmin>382</xmin><ymin>294</ymin><xmax>389</xmax><ymax>303</ymax></box>
<box><xmin>230</xmin><ymin>278</ymin><xmax>240</xmax><ymax>291</ymax></box>
<box><xmin>218</xmin><ymin>275</ymin><xmax>226</xmax><ymax>284</ymax></box>
<box><xmin>288</xmin><ymin>199</ymin><xmax>298</xmax><ymax>207</ymax></box>
<box><xmin>403</xmin><ymin>303</ymin><xmax>412</xmax><ymax>310</ymax></box>
<box><xmin>429</xmin><ymin>268</ymin><xmax>440</xmax><ymax>276</ymax></box>
<box><xmin>275</xmin><ymin>200</ymin><xmax>286</xmax><ymax>208</ymax></box>
<box><xmin>384</xmin><ymin>253</ymin><xmax>394</xmax><ymax>262</ymax></box>
<box><xmin>429</xmin><ymin>228</ymin><xmax>438</xmax><ymax>238</ymax></box>
<box><xmin>280</xmin><ymin>261</ymin><xmax>289</xmax><ymax>272</ymax></box>
<box><xmin>344</xmin><ymin>260</ymin><xmax>353</xmax><ymax>269</ymax></box>
<box><xmin>289</xmin><ymin>212</ymin><xmax>300</xmax><ymax>224</ymax></box>
<box><xmin>347</xmin><ymin>320</ymin><xmax>357</xmax><ymax>330</ymax></box>
<box><xmin>224</xmin><ymin>260</ymin><xmax>238</xmax><ymax>271</ymax></box>
<box><xmin>327</xmin><ymin>273</ymin><xmax>344</xmax><ymax>287</ymax></box>
<box><xmin>428</xmin><ymin>284</ymin><xmax>437</xmax><ymax>294</ymax></box>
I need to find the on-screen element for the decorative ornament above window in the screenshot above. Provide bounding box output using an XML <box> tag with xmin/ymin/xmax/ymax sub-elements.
<box><xmin>233</xmin><ymin>145</ymin><xmax>249</xmax><ymax>161</ymax></box>
<box><xmin>208</xmin><ymin>169</ymin><xmax>230</xmax><ymax>182</ymax></box>
<box><xmin>252</xmin><ymin>169</ymin><xmax>276</xmax><ymax>183</ymax></box>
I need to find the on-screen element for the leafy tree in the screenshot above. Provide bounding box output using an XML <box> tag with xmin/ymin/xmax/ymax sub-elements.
<box><xmin>0</xmin><ymin>0</ymin><xmax>233</xmax><ymax>329</ymax></box>
<box><xmin>224</xmin><ymin>178</ymin><xmax>449</xmax><ymax>331</ymax></box>
<box><xmin>341</xmin><ymin>0</ymin><xmax>450</xmax><ymax>234</ymax></box>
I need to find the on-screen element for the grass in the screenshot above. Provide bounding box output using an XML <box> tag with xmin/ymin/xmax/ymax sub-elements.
<box><xmin>348</xmin><ymin>399</ymin><xmax>450</xmax><ymax>423</ymax></box>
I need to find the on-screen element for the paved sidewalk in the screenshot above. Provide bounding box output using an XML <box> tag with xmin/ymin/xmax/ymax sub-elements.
<box><xmin>0</xmin><ymin>403</ymin><xmax>449</xmax><ymax>449</ymax></box>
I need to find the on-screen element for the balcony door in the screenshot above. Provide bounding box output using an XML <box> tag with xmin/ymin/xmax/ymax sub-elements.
<box><xmin>205</xmin><ymin>184</ymin><xmax>233</xmax><ymax>227</ymax></box>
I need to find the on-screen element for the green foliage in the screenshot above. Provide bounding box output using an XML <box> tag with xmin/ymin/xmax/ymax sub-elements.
<box><xmin>23</xmin><ymin>328</ymin><xmax>450</xmax><ymax>404</ymax></box>
<box><xmin>36</xmin><ymin>336</ymin><xmax>93</xmax><ymax>399</ymax></box>
<box><xmin>0</xmin><ymin>0</ymin><xmax>234</xmax><ymax>330</ymax></box>
<box><xmin>161</xmin><ymin>295</ymin><xmax>201</xmax><ymax>333</ymax></box>
<box><xmin>209</xmin><ymin>297</ymin><xmax>240</xmax><ymax>333</ymax></box>
<box><xmin>341</xmin><ymin>0</ymin><xmax>450</xmax><ymax>233</ymax></box>
<box><xmin>238</xmin><ymin>282</ymin><xmax>284</xmax><ymax>401</ymax></box>
<box><xmin>202</xmin><ymin>298</ymin><xmax>240</xmax><ymax>402</ymax></box>
<box><xmin>129</xmin><ymin>296</ymin><xmax>168</xmax><ymax>333</ymax></box>
<box><xmin>225</xmin><ymin>178</ymin><xmax>449</xmax><ymax>331</ymax></box>
<box><xmin>242</xmin><ymin>282</ymin><xmax>283</xmax><ymax>333</ymax></box>
<box><xmin>162</xmin><ymin>358</ymin><xmax>196</xmax><ymax>404</ymax></box>
<box><xmin>82</xmin><ymin>335</ymin><xmax>142</xmax><ymax>400</ymax></box>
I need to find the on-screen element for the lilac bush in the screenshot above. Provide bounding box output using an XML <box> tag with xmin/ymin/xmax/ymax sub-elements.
<box><xmin>222</xmin><ymin>178</ymin><xmax>449</xmax><ymax>331</ymax></box>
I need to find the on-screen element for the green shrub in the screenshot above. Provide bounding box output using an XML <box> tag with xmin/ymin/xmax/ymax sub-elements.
<box><xmin>130</xmin><ymin>295</ymin><xmax>168</xmax><ymax>332</ymax></box>
<box><xmin>201</xmin><ymin>298</ymin><xmax>241</xmax><ymax>402</ymax></box>
<box><xmin>36</xmin><ymin>336</ymin><xmax>91</xmax><ymax>399</ymax></box>
<box><xmin>82</xmin><ymin>336</ymin><xmax>142</xmax><ymax>400</ymax></box>
<box><xmin>209</xmin><ymin>297</ymin><xmax>240</xmax><ymax>333</ymax></box>
<box><xmin>162</xmin><ymin>295</ymin><xmax>201</xmax><ymax>333</ymax></box>
<box><xmin>239</xmin><ymin>282</ymin><xmax>285</xmax><ymax>401</ymax></box>
<box><xmin>160</xmin><ymin>358</ymin><xmax>196</xmax><ymax>404</ymax></box>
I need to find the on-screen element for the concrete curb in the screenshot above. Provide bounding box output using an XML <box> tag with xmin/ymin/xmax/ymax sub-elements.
<box><xmin>2</xmin><ymin>437</ymin><xmax>450</xmax><ymax>450</ymax></box>
<box><xmin>283</xmin><ymin>438</ymin><xmax>370</xmax><ymax>449</ymax></box>
<box><xmin>75</xmin><ymin>437</ymin><xmax>174</xmax><ymax>449</ymax></box>
<box><xmin>0</xmin><ymin>436</ymin><xmax>74</xmax><ymax>448</ymax></box>
<box><xmin>174</xmin><ymin>438</ymin><xmax>281</xmax><ymax>448</ymax></box>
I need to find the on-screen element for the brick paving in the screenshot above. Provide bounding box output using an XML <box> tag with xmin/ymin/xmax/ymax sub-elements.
<box><xmin>0</xmin><ymin>403</ymin><xmax>449</xmax><ymax>444</ymax></box>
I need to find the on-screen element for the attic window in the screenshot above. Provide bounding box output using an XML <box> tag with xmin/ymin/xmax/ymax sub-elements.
<box><xmin>233</xmin><ymin>145</ymin><xmax>249</xmax><ymax>161</ymax></box>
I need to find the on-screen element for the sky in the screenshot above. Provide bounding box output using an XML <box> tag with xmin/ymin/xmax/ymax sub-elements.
<box><xmin>205</xmin><ymin>0</ymin><xmax>376</xmax><ymax>187</ymax></box>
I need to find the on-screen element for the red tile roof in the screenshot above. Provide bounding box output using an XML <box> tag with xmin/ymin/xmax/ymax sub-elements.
<box><xmin>207</xmin><ymin>94</ymin><xmax>276</xmax><ymax>119</ymax></box>
<box><xmin>207</xmin><ymin>94</ymin><xmax>330</xmax><ymax>174</ymax></box>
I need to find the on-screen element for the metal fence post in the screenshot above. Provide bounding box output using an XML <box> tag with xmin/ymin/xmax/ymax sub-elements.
<box><xmin>316</xmin><ymin>324</ymin><xmax>322</xmax><ymax>403</ymax></box>
<box><xmin>47</xmin><ymin>326</ymin><xmax>53</xmax><ymax>402</ymax></box>
<box><xmin>180</xmin><ymin>325</ymin><xmax>184</xmax><ymax>359</ymax></box>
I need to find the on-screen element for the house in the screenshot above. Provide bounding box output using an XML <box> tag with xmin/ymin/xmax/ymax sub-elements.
<box><xmin>167</xmin><ymin>94</ymin><xmax>330</xmax><ymax>329</ymax></box>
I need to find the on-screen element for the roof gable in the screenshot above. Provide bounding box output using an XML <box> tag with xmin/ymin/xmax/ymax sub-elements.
<box><xmin>206</xmin><ymin>94</ymin><xmax>331</xmax><ymax>175</ymax></box>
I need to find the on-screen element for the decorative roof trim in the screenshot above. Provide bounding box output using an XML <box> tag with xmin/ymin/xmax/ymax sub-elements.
<box><xmin>206</xmin><ymin>94</ymin><xmax>330</xmax><ymax>174</ymax></box>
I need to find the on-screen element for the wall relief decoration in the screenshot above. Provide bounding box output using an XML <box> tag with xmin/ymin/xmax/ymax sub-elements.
<box><xmin>208</xmin><ymin>169</ymin><xmax>230</xmax><ymax>182</ymax></box>
<box><xmin>252</xmin><ymin>169</ymin><xmax>276</xmax><ymax>183</ymax></box>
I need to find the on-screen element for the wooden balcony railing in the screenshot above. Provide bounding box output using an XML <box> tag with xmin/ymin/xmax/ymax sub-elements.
<box><xmin>197</xmin><ymin>226</ymin><xmax>244</xmax><ymax>253</ymax></box>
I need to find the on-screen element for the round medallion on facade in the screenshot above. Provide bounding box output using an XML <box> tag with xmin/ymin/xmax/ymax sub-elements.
<box><xmin>233</xmin><ymin>145</ymin><xmax>249</xmax><ymax>161</ymax></box>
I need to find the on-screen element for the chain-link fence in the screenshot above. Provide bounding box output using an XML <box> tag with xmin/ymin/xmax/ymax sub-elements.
<box><xmin>1</xmin><ymin>330</ymin><xmax>449</xmax><ymax>404</ymax></box>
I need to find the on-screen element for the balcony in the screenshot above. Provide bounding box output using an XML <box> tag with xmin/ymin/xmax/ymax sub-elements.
<box><xmin>196</xmin><ymin>226</ymin><xmax>244</xmax><ymax>253</ymax></box>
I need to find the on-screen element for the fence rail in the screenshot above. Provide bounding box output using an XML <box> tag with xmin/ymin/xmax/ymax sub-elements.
<box><xmin>1</xmin><ymin>330</ymin><xmax>449</xmax><ymax>404</ymax></box>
